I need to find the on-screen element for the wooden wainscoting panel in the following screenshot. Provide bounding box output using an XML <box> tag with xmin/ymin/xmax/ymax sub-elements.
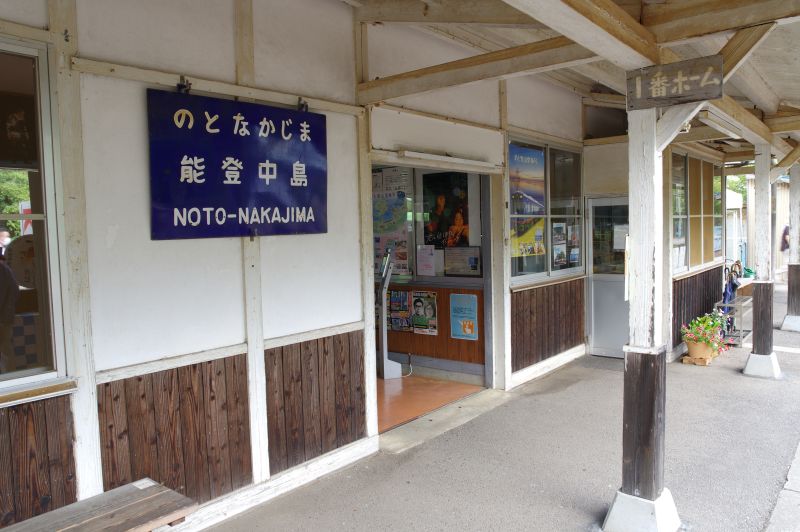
<box><xmin>96</xmin><ymin>354</ymin><xmax>252</xmax><ymax>504</ymax></box>
<box><xmin>266</xmin><ymin>330</ymin><xmax>366</xmax><ymax>476</ymax></box>
<box><xmin>511</xmin><ymin>278</ymin><xmax>585</xmax><ymax>372</ymax></box>
<box><xmin>0</xmin><ymin>395</ymin><xmax>76</xmax><ymax>528</ymax></box>
<box><xmin>672</xmin><ymin>266</ymin><xmax>723</xmax><ymax>347</ymax></box>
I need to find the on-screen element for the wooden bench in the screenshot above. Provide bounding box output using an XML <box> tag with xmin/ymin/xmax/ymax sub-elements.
<box><xmin>6</xmin><ymin>478</ymin><xmax>197</xmax><ymax>532</ymax></box>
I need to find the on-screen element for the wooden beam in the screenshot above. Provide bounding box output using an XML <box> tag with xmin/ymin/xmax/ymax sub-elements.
<box><xmin>710</xmin><ymin>95</ymin><xmax>793</xmax><ymax>157</ymax></box>
<box><xmin>357</xmin><ymin>37</ymin><xmax>596</xmax><ymax>104</ymax></box>
<box><xmin>354</xmin><ymin>0</ymin><xmax>541</xmax><ymax>26</ymax></box>
<box><xmin>0</xmin><ymin>17</ymin><xmax>54</xmax><ymax>43</ymax></box>
<box><xmin>501</xmin><ymin>0</ymin><xmax>659</xmax><ymax>69</ymax></box>
<box><xmin>725</xmin><ymin>150</ymin><xmax>755</xmax><ymax>163</ymax></box>
<box><xmin>719</xmin><ymin>23</ymin><xmax>777</xmax><ymax>82</ymax></box>
<box><xmin>775</xmin><ymin>144</ymin><xmax>800</xmax><ymax>174</ymax></box>
<box><xmin>643</xmin><ymin>0</ymin><xmax>800</xmax><ymax>44</ymax></box>
<box><xmin>571</xmin><ymin>62</ymin><xmax>627</xmax><ymax>93</ymax></box>
<box><xmin>655</xmin><ymin>102</ymin><xmax>705</xmax><ymax>151</ymax></box>
<box><xmin>583</xmin><ymin>92</ymin><xmax>626</xmax><ymax>109</ymax></box>
<box><xmin>766</xmin><ymin>114</ymin><xmax>800</xmax><ymax>134</ymax></box>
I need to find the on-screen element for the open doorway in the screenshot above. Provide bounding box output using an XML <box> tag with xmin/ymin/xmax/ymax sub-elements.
<box><xmin>372</xmin><ymin>166</ymin><xmax>489</xmax><ymax>432</ymax></box>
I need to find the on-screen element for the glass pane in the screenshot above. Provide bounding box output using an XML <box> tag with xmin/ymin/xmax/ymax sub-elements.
<box><xmin>509</xmin><ymin>143</ymin><xmax>545</xmax><ymax>216</ymax></box>
<box><xmin>713</xmin><ymin>216</ymin><xmax>723</xmax><ymax>257</ymax></box>
<box><xmin>0</xmin><ymin>220</ymin><xmax>54</xmax><ymax>379</ymax></box>
<box><xmin>549</xmin><ymin>148</ymin><xmax>581</xmax><ymax>216</ymax></box>
<box><xmin>671</xmin><ymin>153</ymin><xmax>686</xmax><ymax>216</ymax></box>
<box><xmin>511</xmin><ymin>216</ymin><xmax>546</xmax><ymax>276</ymax></box>
<box><xmin>552</xmin><ymin>217</ymin><xmax>581</xmax><ymax>271</ymax></box>
<box><xmin>673</xmin><ymin>216</ymin><xmax>687</xmax><ymax>272</ymax></box>
<box><xmin>713</xmin><ymin>167</ymin><xmax>723</xmax><ymax>216</ymax></box>
<box><xmin>591</xmin><ymin>205</ymin><xmax>627</xmax><ymax>274</ymax></box>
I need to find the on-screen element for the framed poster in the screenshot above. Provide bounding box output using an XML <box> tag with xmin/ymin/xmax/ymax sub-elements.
<box><xmin>444</xmin><ymin>247</ymin><xmax>481</xmax><ymax>277</ymax></box>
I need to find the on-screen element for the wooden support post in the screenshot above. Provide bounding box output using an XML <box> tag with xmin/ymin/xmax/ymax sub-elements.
<box><xmin>783</xmin><ymin>165</ymin><xmax>800</xmax><ymax>330</ymax></box>
<box><xmin>744</xmin><ymin>144</ymin><xmax>781</xmax><ymax>377</ymax></box>
<box><xmin>604</xmin><ymin>108</ymin><xmax>680</xmax><ymax>532</ymax></box>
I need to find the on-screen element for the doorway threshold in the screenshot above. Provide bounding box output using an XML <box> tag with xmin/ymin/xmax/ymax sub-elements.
<box><xmin>379</xmin><ymin>388</ymin><xmax>513</xmax><ymax>454</ymax></box>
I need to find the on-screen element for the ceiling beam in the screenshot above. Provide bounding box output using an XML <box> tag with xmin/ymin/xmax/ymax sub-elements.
<box><xmin>583</xmin><ymin>92</ymin><xmax>626</xmax><ymax>109</ymax></box>
<box><xmin>353</xmin><ymin>0</ymin><xmax>541</xmax><ymax>27</ymax></box>
<box><xmin>571</xmin><ymin>62</ymin><xmax>626</xmax><ymax>93</ymax></box>
<box><xmin>773</xmin><ymin>144</ymin><xmax>800</xmax><ymax>178</ymax></box>
<box><xmin>357</xmin><ymin>36</ymin><xmax>596</xmax><ymax>104</ymax></box>
<box><xmin>500</xmin><ymin>0</ymin><xmax>660</xmax><ymax>70</ymax></box>
<box><xmin>642</xmin><ymin>0</ymin><xmax>800</xmax><ymax>44</ymax></box>
<box><xmin>673</xmin><ymin>125</ymin><xmax>735</xmax><ymax>144</ymax></box>
<box><xmin>766</xmin><ymin>114</ymin><xmax>800</xmax><ymax>134</ymax></box>
<box><xmin>718</xmin><ymin>23</ymin><xmax>776</xmax><ymax>82</ymax></box>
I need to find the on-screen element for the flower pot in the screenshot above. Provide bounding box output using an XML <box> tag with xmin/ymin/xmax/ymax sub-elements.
<box><xmin>686</xmin><ymin>340</ymin><xmax>715</xmax><ymax>359</ymax></box>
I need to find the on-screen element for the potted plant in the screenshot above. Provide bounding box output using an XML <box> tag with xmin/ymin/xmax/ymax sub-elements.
<box><xmin>681</xmin><ymin>309</ymin><xmax>728</xmax><ymax>361</ymax></box>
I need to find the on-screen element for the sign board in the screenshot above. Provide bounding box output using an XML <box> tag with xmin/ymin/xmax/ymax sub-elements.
<box><xmin>147</xmin><ymin>89</ymin><xmax>327</xmax><ymax>240</ymax></box>
<box><xmin>626</xmin><ymin>54</ymin><xmax>723</xmax><ymax>111</ymax></box>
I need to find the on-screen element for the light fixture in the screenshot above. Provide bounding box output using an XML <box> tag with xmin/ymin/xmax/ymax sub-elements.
<box><xmin>397</xmin><ymin>150</ymin><xmax>501</xmax><ymax>171</ymax></box>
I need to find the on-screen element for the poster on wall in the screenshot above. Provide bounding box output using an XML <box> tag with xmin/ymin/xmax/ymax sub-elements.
<box><xmin>444</xmin><ymin>247</ymin><xmax>481</xmax><ymax>277</ymax></box>
<box><xmin>511</xmin><ymin>217</ymin><xmax>546</xmax><ymax>258</ymax></box>
<box><xmin>416</xmin><ymin>244</ymin><xmax>436</xmax><ymax>276</ymax></box>
<box><xmin>0</xmin><ymin>93</ymin><xmax>37</xmax><ymax>169</ymax></box>
<box><xmin>450</xmin><ymin>293</ymin><xmax>478</xmax><ymax>341</ymax></box>
<box><xmin>389</xmin><ymin>290</ymin><xmax>412</xmax><ymax>332</ymax></box>
<box><xmin>411</xmin><ymin>291</ymin><xmax>438</xmax><ymax>335</ymax></box>
<box><xmin>509</xmin><ymin>143</ymin><xmax>545</xmax><ymax>216</ymax></box>
<box><xmin>423</xmin><ymin>172</ymin><xmax>470</xmax><ymax>249</ymax></box>
<box><xmin>147</xmin><ymin>89</ymin><xmax>327</xmax><ymax>239</ymax></box>
<box><xmin>373</xmin><ymin>167</ymin><xmax>413</xmax><ymax>275</ymax></box>
<box><xmin>552</xmin><ymin>222</ymin><xmax>567</xmax><ymax>266</ymax></box>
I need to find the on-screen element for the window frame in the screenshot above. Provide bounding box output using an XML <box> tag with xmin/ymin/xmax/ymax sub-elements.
<box><xmin>508</xmin><ymin>138</ymin><xmax>585</xmax><ymax>288</ymax></box>
<box><xmin>0</xmin><ymin>37</ymin><xmax>67</xmax><ymax>391</ymax></box>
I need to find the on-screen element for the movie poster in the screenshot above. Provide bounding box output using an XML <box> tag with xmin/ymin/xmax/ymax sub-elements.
<box><xmin>0</xmin><ymin>93</ymin><xmax>37</xmax><ymax>168</ymax></box>
<box><xmin>422</xmin><ymin>172</ymin><xmax>469</xmax><ymax>249</ymax></box>
<box><xmin>411</xmin><ymin>291</ymin><xmax>438</xmax><ymax>335</ymax></box>
<box><xmin>509</xmin><ymin>143</ymin><xmax>545</xmax><ymax>216</ymax></box>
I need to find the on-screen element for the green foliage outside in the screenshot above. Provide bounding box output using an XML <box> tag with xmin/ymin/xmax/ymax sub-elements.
<box><xmin>726</xmin><ymin>174</ymin><xmax>748</xmax><ymax>203</ymax></box>
<box><xmin>0</xmin><ymin>169</ymin><xmax>31</xmax><ymax>237</ymax></box>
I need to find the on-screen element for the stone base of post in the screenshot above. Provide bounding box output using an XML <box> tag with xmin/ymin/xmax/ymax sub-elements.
<box><xmin>745</xmin><ymin>281</ymin><xmax>782</xmax><ymax>379</ymax></box>
<box><xmin>602</xmin><ymin>488</ymin><xmax>681</xmax><ymax>532</ymax></box>
<box><xmin>782</xmin><ymin>264</ymin><xmax>800</xmax><ymax>332</ymax></box>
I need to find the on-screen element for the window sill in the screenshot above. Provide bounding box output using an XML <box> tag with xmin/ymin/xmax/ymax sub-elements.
<box><xmin>511</xmin><ymin>272</ymin><xmax>587</xmax><ymax>292</ymax></box>
<box><xmin>672</xmin><ymin>260</ymin><xmax>725</xmax><ymax>281</ymax></box>
<box><xmin>0</xmin><ymin>377</ymin><xmax>77</xmax><ymax>409</ymax></box>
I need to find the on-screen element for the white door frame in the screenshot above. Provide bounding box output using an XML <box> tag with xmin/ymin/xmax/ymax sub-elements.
<box><xmin>586</xmin><ymin>196</ymin><xmax>629</xmax><ymax>357</ymax></box>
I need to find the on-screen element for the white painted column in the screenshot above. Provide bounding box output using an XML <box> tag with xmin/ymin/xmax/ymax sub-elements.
<box><xmin>603</xmin><ymin>109</ymin><xmax>680</xmax><ymax>532</ymax></box>
<box><xmin>47</xmin><ymin>0</ymin><xmax>104</xmax><ymax>498</ymax></box>
<box><xmin>744</xmin><ymin>144</ymin><xmax>781</xmax><ymax>377</ymax></box>
<box><xmin>235</xmin><ymin>0</ymin><xmax>270</xmax><ymax>482</ymax></box>
<box><xmin>782</xmin><ymin>164</ymin><xmax>800</xmax><ymax>330</ymax></box>
<box><xmin>746</xmin><ymin>176</ymin><xmax>756</xmax><ymax>270</ymax></box>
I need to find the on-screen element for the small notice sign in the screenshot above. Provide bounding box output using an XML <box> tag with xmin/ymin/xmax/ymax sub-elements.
<box><xmin>626</xmin><ymin>54</ymin><xmax>723</xmax><ymax>111</ymax></box>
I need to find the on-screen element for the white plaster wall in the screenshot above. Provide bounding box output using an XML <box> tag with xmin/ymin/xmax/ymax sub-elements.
<box><xmin>253</xmin><ymin>0</ymin><xmax>355</xmax><ymax>104</ymax></box>
<box><xmin>76</xmin><ymin>0</ymin><xmax>236</xmax><ymax>82</ymax></box>
<box><xmin>584</xmin><ymin>142</ymin><xmax>629</xmax><ymax>195</ymax></box>
<box><xmin>261</xmin><ymin>112</ymin><xmax>362</xmax><ymax>337</ymax></box>
<box><xmin>0</xmin><ymin>0</ymin><xmax>47</xmax><ymax>28</ymax></box>
<box><xmin>81</xmin><ymin>75</ymin><xmax>246</xmax><ymax>371</ymax></box>
<box><xmin>368</xmin><ymin>24</ymin><xmax>500</xmax><ymax>127</ymax></box>
<box><xmin>507</xmin><ymin>75</ymin><xmax>582</xmax><ymax>141</ymax></box>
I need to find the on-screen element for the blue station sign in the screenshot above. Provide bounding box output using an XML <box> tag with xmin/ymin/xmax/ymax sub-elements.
<box><xmin>147</xmin><ymin>88</ymin><xmax>327</xmax><ymax>239</ymax></box>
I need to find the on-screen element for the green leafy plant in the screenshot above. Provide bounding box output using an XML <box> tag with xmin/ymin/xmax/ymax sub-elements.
<box><xmin>681</xmin><ymin>309</ymin><xmax>729</xmax><ymax>353</ymax></box>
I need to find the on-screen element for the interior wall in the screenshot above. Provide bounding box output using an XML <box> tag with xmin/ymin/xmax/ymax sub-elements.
<box><xmin>367</xmin><ymin>24</ymin><xmax>500</xmax><ymax>127</ymax></box>
<box><xmin>0</xmin><ymin>0</ymin><xmax>48</xmax><ymax>28</ymax></box>
<box><xmin>506</xmin><ymin>75</ymin><xmax>582</xmax><ymax>141</ymax></box>
<box><xmin>583</xmin><ymin>142</ymin><xmax>628</xmax><ymax>195</ymax></box>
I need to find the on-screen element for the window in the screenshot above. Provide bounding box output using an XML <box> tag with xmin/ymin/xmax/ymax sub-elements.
<box><xmin>0</xmin><ymin>42</ymin><xmax>63</xmax><ymax>386</ymax></box>
<box><xmin>670</xmin><ymin>152</ymin><xmax>725</xmax><ymax>273</ymax></box>
<box><xmin>509</xmin><ymin>141</ymin><xmax>583</xmax><ymax>281</ymax></box>
<box><xmin>672</xmin><ymin>153</ymin><xmax>688</xmax><ymax>272</ymax></box>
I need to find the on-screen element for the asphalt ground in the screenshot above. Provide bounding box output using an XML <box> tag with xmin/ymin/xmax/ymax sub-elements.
<box><xmin>210</xmin><ymin>329</ymin><xmax>800</xmax><ymax>532</ymax></box>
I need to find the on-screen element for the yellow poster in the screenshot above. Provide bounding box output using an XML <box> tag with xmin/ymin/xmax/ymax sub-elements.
<box><xmin>510</xmin><ymin>217</ymin><xmax>546</xmax><ymax>258</ymax></box>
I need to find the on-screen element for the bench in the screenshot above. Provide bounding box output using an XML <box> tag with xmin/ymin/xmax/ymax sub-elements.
<box><xmin>6</xmin><ymin>478</ymin><xmax>197</xmax><ymax>532</ymax></box>
<box><xmin>715</xmin><ymin>295</ymin><xmax>753</xmax><ymax>346</ymax></box>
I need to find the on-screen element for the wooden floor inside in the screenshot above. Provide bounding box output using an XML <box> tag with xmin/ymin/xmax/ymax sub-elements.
<box><xmin>377</xmin><ymin>375</ymin><xmax>483</xmax><ymax>433</ymax></box>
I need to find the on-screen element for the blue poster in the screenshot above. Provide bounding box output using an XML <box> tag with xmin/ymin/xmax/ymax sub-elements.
<box><xmin>450</xmin><ymin>293</ymin><xmax>478</xmax><ymax>341</ymax></box>
<box><xmin>147</xmin><ymin>88</ymin><xmax>327</xmax><ymax>239</ymax></box>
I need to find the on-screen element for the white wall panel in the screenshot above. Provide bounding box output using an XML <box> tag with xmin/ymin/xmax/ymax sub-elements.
<box><xmin>371</xmin><ymin>107</ymin><xmax>504</xmax><ymax>167</ymax></box>
<box><xmin>76</xmin><ymin>0</ymin><xmax>236</xmax><ymax>82</ymax></box>
<box><xmin>261</xmin><ymin>113</ymin><xmax>362</xmax><ymax>337</ymax></box>
<box><xmin>368</xmin><ymin>24</ymin><xmax>499</xmax><ymax>127</ymax></box>
<box><xmin>507</xmin><ymin>75</ymin><xmax>582</xmax><ymax>141</ymax></box>
<box><xmin>81</xmin><ymin>75</ymin><xmax>246</xmax><ymax>371</ymax></box>
<box><xmin>584</xmin><ymin>142</ymin><xmax>629</xmax><ymax>195</ymax></box>
<box><xmin>253</xmin><ymin>0</ymin><xmax>355</xmax><ymax>104</ymax></box>
<box><xmin>0</xmin><ymin>0</ymin><xmax>47</xmax><ymax>28</ymax></box>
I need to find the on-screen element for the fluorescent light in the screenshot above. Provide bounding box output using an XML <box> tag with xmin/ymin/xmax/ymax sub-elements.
<box><xmin>397</xmin><ymin>150</ymin><xmax>500</xmax><ymax>170</ymax></box>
